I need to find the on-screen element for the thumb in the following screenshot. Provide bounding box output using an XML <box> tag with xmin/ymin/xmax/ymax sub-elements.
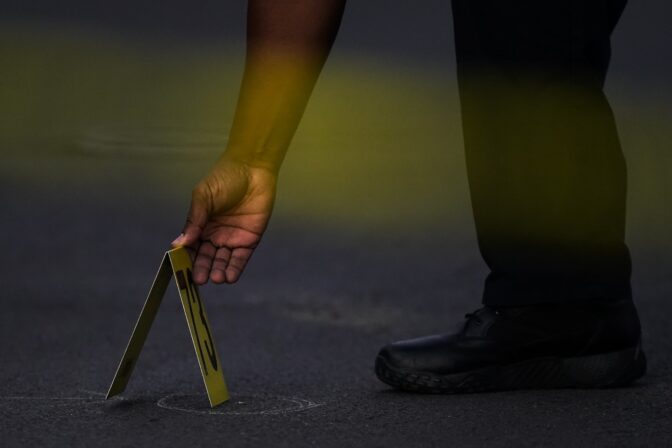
<box><xmin>172</xmin><ymin>187</ymin><xmax>211</xmax><ymax>248</ymax></box>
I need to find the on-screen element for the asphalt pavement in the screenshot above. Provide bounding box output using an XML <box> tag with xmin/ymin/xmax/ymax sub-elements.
<box><xmin>0</xmin><ymin>149</ymin><xmax>671</xmax><ymax>448</ymax></box>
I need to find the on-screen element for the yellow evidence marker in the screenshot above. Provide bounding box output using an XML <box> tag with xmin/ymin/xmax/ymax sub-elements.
<box><xmin>106</xmin><ymin>247</ymin><xmax>229</xmax><ymax>407</ymax></box>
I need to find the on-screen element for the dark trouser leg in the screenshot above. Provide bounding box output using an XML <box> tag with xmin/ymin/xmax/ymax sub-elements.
<box><xmin>451</xmin><ymin>0</ymin><xmax>632</xmax><ymax>306</ymax></box>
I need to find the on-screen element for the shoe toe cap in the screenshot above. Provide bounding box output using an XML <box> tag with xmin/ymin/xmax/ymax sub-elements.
<box><xmin>378</xmin><ymin>334</ymin><xmax>456</xmax><ymax>371</ymax></box>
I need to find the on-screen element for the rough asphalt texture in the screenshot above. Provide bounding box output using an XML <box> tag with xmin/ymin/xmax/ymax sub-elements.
<box><xmin>2</xmin><ymin>1</ymin><xmax>672</xmax><ymax>447</ymax></box>
<box><xmin>1</xmin><ymin>153</ymin><xmax>671</xmax><ymax>448</ymax></box>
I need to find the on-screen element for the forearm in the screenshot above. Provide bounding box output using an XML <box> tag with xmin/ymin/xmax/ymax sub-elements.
<box><xmin>224</xmin><ymin>0</ymin><xmax>346</xmax><ymax>173</ymax></box>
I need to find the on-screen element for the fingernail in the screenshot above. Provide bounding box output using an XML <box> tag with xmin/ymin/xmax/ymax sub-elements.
<box><xmin>171</xmin><ymin>233</ymin><xmax>185</xmax><ymax>246</ymax></box>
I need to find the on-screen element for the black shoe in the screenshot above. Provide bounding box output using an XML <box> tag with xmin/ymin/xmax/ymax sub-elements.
<box><xmin>375</xmin><ymin>300</ymin><xmax>646</xmax><ymax>393</ymax></box>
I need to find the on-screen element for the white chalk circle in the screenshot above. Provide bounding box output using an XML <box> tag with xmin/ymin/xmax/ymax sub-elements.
<box><xmin>0</xmin><ymin>390</ymin><xmax>125</xmax><ymax>408</ymax></box>
<box><xmin>76</xmin><ymin>126</ymin><xmax>229</xmax><ymax>157</ymax></box>
<box><xmin>157</xmin><ymin>393</ymin><xmax>323</xmax><ymax>416</ymax></box>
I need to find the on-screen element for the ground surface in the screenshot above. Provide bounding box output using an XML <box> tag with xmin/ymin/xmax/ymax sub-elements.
<box><xmin>1</xmin><ymin>150</ymin><xmax>671</xmax><ymax>448</ymax></box>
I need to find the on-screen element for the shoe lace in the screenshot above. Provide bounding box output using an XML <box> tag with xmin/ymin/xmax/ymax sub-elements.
<box><xmin>464</xmin><ymin>307</ymin><xmax>500</xmax><ymax>327</ymax></box>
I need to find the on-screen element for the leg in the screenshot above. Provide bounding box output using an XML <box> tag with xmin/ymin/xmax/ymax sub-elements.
<box><xmin>452</xmin><ymin>0</ymin><xmax>631</xmax><ymax>306</ymax></box>
<box><xmin>374</xmin><ymin>0</ymin><xmax>646</xmax><ymax>393</ymax></box>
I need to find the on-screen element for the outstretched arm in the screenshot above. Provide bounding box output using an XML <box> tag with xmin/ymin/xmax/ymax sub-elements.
<box><xmin>172</xmin><ymin>0</ymin><xmax>346</xmax><ymax>285</ymax></box>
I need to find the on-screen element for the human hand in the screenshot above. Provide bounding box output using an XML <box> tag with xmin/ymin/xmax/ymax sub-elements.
<box><xmin>172</xmin><ymin>156</ymin><xmax>277</xmax><ymax>285</ymax></box>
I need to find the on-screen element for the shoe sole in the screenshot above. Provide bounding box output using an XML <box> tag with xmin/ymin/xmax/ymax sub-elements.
<box><xmin>375</xmin><ymin>343</ymin><xmax>647</xmax><ymax>394</ymax></box>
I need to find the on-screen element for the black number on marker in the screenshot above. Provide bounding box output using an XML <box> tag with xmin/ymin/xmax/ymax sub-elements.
<box><xmin>176</xmin><ymin>269</ymin><xmax>219</xmax><ymax>375</ymax></box>
<box><xmin>187</xmin><ymin>268</ymin><xmax>219</xmax><ymax>372</ymax></box>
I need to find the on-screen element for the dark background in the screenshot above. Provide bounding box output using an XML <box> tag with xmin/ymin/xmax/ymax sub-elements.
<box><xmin>1</xmin><ymin>0</ymin><xmax>670</xmax><ymax>77</ymax></box>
